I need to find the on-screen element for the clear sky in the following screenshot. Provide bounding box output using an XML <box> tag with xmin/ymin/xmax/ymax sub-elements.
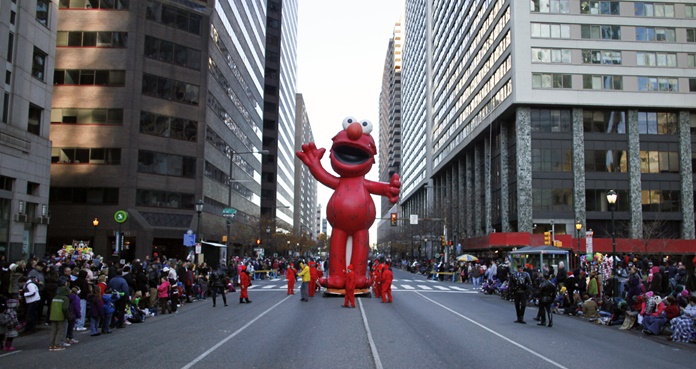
<box><xmin>296</xmin><ymin>0</ymin><xmax>404</xmax><ymax>242</ymax></box>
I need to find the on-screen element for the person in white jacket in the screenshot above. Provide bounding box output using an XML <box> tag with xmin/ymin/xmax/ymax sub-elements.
<box><xmin>21</xmin><ymin>276</ymin><xmax>41</xmax><ymax>334</ymax></box>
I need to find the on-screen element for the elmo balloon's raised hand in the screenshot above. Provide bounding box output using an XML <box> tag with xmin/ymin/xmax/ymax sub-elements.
<box><xmin>297</xmin><ymin>117</ymin><xmax>401</xmax><ymax>289</ymax></box>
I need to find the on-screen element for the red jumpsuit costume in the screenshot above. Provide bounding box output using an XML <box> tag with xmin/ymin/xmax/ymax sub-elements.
<box><xmin>372</xmin><ymin>263</ymin><xmax>382</xmax><ymax>298</ymax></box>
<box><xmin>308</xmin><ymin>262</ymin><xmax>318</xmax><ymax>297</ymax></box>
<box><xmin>239</xmin><ymin>267</ymin><xmax>251</xmax><ymax>303</ymax></box>
<box><xmin>286</xmin><ymin>266</ymin><xmax>296</xmax><ymax>295</ymax></box>
<box><xmin>381</xmin><ymin>264</ymin><xmax>393</xmax><ymax>303</ymax></box>
<box><xmin>343</xmin><ymin>265</ymin><xmax>355</xmax><ymax>308</ymax></box>
<box><xmin>297</xmin><ymin>117</ymin><xmax>401</xmax><ymax>290</ymax></box>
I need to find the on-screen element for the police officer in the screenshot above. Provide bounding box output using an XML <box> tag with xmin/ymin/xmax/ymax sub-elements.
<box><xmin>511</xmin><ymin>264</ymin><xmax>532</xmax><ymax>324</ymax></box>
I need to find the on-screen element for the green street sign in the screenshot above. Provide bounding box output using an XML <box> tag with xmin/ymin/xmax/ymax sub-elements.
<box><xmin>222</xmin><ymin>208</ymin><xmax>237</xmax><ymax>218</ymax></box>
<box><xmin>114</xmin><ymin>210</ymin><xmax>128</xmax><ymax>224</ymax></box>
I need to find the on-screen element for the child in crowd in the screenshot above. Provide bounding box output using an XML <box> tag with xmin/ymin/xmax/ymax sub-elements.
<box><xmin>101</xmin><ymin>289</ymin><xmax>118</xmax><ymax>334</ymax></box>
<box><xmin>66</xmin><ymin>287</ymin><xmax>81</xmax><ymax>345</ymax></box>
<box><xmin>0</xmin><ymin>299</ymin><xmax>20</xmax><ymax>351</ymax></box>
<box><xmin>87</xmin><ymin>285</ymin><xmax>104</xmax><ymax>336</ymax></box>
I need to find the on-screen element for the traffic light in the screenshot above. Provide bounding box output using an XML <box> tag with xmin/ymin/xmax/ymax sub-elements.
<box><xmin>441</xmin><ymin>235</ymin><xmax>445</xmax><ymax>246</ymax></box>
<box><xmin>390</xmin><ymin>213</ymin><xmax>397</xmax><ymax>226</ymax></box>
<box><xmin>448</xmin><ymin>240</ymin><xmax>453</xmax><ymax>246</ymax></box>
<box><xmin>543</xmin><ymin>231</ymin><xmax>551</xmax><ymax>245</ymax></box>
<box><xmin>256</xmin><ymin>238</ymin><xmax>261</xmax><ymax>245</ymax></box>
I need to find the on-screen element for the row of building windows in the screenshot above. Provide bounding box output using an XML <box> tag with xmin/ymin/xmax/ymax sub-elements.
<box><xmin>531</xmin><ymin>23</ymin><xmax>696</xmax><ymax>43</ymax></box>
<box><xmin>531</xmin><ymin>109</ymin><xmax>679</xmax><ymax>135</ymax></box>
<box><xmin>146</xmin><ymin>0</ymin><xmax>201</xmax><ymax>36</ymax></box>
<box><xmin>59</xmin><ymin>0</ymin><xmax>130</xmax><ymax>9</ymax></box>
<box><xmin>533</xmin><ymin>48</ymin><xmax>687</xmax><ymax>67</ymax></box>
<box><xmin>531</xmin><ymin>149</ymin><xmax>683</xmax><ymax>174</ymax></box>
<box><xmin>51</xmin><ymin>147</ymin><xmax>121</xmax><ymax>164</ymax></box>
<box><xmin>144</xmin><ymin>35</ymin><xmax>201</xmax><ymax>71</ymax></box>
<box><xmin>640</xmin><ymin>151</ymin><xmax>679</xmax><ymax>173</ymax></box>
<box><xmin>137</xmin><ymin>150</ymin><xmax>196</xmax><ymax>178</ymax></box>
<box><xmin>141</xmin><ymin>73</ymin><xmax>199</xmax><ymax>106</ymax></box>
<box><xmin>533</xmin><ymin>189</ymin><xmax>680</xmax><ymax>213</ymax></box>
<box><xmin>533</xmin><ymin>1</ymin><xmax>694</xmax><ymax>18</ymax></box>
<box><xmin>532</xmin><ymin>73</ymin><xmax>685</xmax><ymax>92</ymax></box>
<box><xmin>531</xmin><ymin>149</ymin><xmax>572</xmax><ymax>172</ymax></box>
<box><xmin>204</xmin><ymin>127</ymin><xmax>255</xmax><ymax>178</ymax></box>
<box><xmin>49</xmin><ymin>187</ymin><xmax>119</xmax><ymax>204</ymax></box>
<box><xmin>203</xmin><ymin>161</ymin><xmax>255</xmax><ymax>203</ymax></box>
<box><xmin>135</xmin><ymin>189</ymin><xmax>194</xmax><ymax>209</ymax></box>
<box><xmin>585</xmin><ymin>150</ymin><xmax>627</xmax><ymax>172</ymax></box>
<box><xmin>53</xmin><ymin>69</ymin><xmax>125</xmax><ymax>86</ymax></box>
<box><xmin>51</xmin><ymin>108</ymin><xmax>123</xmax><ymax>124</ymax></box>
<box><xmin>56</xmin><ymin>31</ymin><xmax>127</xmax><ymax>48</ymax></box>
<box><xmin>139</xmin><ymin>111</ymin><xmax>197</xmax><ymax>142</ymax></box>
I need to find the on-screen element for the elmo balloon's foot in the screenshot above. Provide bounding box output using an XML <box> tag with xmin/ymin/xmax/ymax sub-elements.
<box><xmin>319</xmin><ymin>275</ymin><xmax>345</xmax><ymax>289</ymax></box>
<box><xmin>355</xmin><ymin>275</ymin><xmax>370</xmax><ymax>289</ymax></box>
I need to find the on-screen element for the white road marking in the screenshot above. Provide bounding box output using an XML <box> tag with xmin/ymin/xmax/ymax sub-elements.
<box><xmin>433</xmin><ymin>286</ymin><xmax>450</xmax><ymax>291</ymax></box>
<box><xmin>449</xmin><ymin>286</ymin><xmax>468</xmax><ymax>291</ymax></box>
<box><xmin>358</xmin><ymin>298</ymin><xmax>383</xmax><ymax>369</ymax></box>
<box><xmin>262</xmin><ymin>285</ymin><xmax>275</xmax><ymax>289</ymax></box>
<box><xmin>401</xmin><ymin>285</ymin><xmax>416</xmax><ymax>290</ymax></box>
<box><xmin>416</xmin><ymin>285</ymin><xmax>432</xmax><ymax>290</ymax></box>
<box><xmin>180</xmin><ymin>295</ymin><xmax>293</xmax><ymax>369</ymax></box>
<box><xmin>417</xmin><ymin>292</ymin><xmax>568</xmax><ymax>369</ymax></box>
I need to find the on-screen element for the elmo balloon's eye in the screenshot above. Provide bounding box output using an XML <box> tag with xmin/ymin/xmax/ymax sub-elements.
<box><xmin>360</xmin><ymin>120</ymin><xmax>373</xmax><ymax>134</ymax></box>
<box><xmin>342</xmin><ymin>116</ymin><xmax>357</xmax><ymax>130</ymax></box>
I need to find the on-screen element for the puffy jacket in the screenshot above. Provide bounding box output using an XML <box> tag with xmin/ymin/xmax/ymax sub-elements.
<box><xmin>298</xmin><ymin>264</ymin><xmax>311</xmax><ymax>282</ymax></box>
<box><xmin>50</xmin><ymin>286</ymin><xmax>70</xmax><ymax>321</ymax></box>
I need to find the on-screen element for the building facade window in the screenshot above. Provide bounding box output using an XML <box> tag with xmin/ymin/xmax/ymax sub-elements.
<box><xmin>532</xmin><ymin>149</ymin><xmax>572</xmax><ymax>171</ymax></box>
<box><xmin>531</xmin><ymin>48</ymin><xmax>571</xmax><ymax>63</ymax></box>
<box><xmin>32</xmin><ymin>48</ymin><xmax>47</xmax><ymax>81</ymax></box>
<box><xmin>137</xmin><ymin>150</ymin><xmax>196</xmax><ymax>178</ymax></box>
<box><xmin>581</xmin><ymin>1</ymin><xmax>619</xmax><ymax>15</ymax></box>
<box><xmin>582</xmin><ymin>50</ymin><xmax>621</xmax><ymax>64</ymax></box>
<box><xmin>585</xmin><ymin>150</ymin><xmax>628</xmax><ymax>172</ymax></box>
<box><xmin>586</xmin><ymin>189</ymin><xmax>630</xmax><ymax>211</ymax></box>
<box><xmin>28</xmin><ymin>104</ymin><xmax>42</xmax><ymax>135</ymax></box>
<box><xmin>636</xmin><ymin>27</ymin><xmax>676</xmax><ymax>42</ymax></box>
<box><xmin>581</xmin><ymin>25</ymin><xmax>621</xmax><ymax>40</ymax></box>
<box><xmin>583</xmin><ymin>110</ymin><xmax>626</xmax><ymax>133</ymax></box>
<box><xmin>139</xmin><ymin>111</ymin><xmax>198</xmax><ymax>142</ymax></box>
<box><xmin>144</xmin><ymin>36</ymin><xmax>201</xmax><ymax>70</ymax></box>
<box><xmin>50</xmin><ymin>187</ymin><xmax>119</xmax><ymax>204</ymax></box>
<box><xmin>531</xmin><ymin>23</ymin><xmax>571</xmax><ymax>39</ymax></box>
<box><xmin>141</xmin><ymin>73</ymin><xmax>199</xmax><ymax>105</ymax></box>
<box><xmin>637</xmin><ymin>77</ymin><xmax>678</xmax><ymax>92</ymax></box>
<box><xmin>2</xmin><ymin>93</ymin><xmax>9</xmax><ymax>123</ymax></box>
<box><xmin>531</xmin><ymin>109</ymin><xmax>571</xmax><ymax>132</ymax></box>
<box><xmin>145</xmin><ymin>0</ymin><xmax>201</xmax><ymax>36</ymax></box>
<box><xmin>689</xmin><ymin>54</ymin><xmax>696</xmax><ymax>67</ymax></box>
<box><xmin>136</xmin><ymin>189</ymin><xmax>194</xmax><ymax>209</ymax></box>
<box><xmin>51</xmin><ymin>108</ymin><xmax>123</xmax><ymax>124</ymax></box>
<box><xmin>634</xmin><ymin>3</ymin><xmax>674</xmax><ymax>17</ymax></box>
<box><xmin>582</xmin><ymin>75</ymin><xmax>622</xmax><ymax>90</ymax></box>
<box><xmin>53</xmin><ymin>69</ymin><xmax>125</xmax><ymax>86</ymax></box>
<box><xmin>690</xmin><ymin>79</ymin><xmax>696</xmax><ymax>92</ymax></box>
<box><xmin>7</xmin><ymin>33</ymin><xmax>14</xmax><ymax>62</ymax></box>
<box><xmin>638</xmin><ymin>112</ymin><xmax>677</xmax><ymax>134</ymax></box>
<box><xmin>56</xmin><ymin>31</ymin><xmax>128</xmax><ymax>48</ymax></box>
<box><xmin>530</xmin><ymin>0</ymin><xmax>569</xmax><ymax>13</ymax></box>
<box><xmin>36</xmin><ymin>0</ymin><xmax>49</xmax><ymax>27</ymax></box>
<box><xmin>687</xmin><ymin>5</ymin><xmax>696</xmax><ymax>18</ymax></box>
<box><xmin>58</xmin><ymin>0</ymin><xmax>130</xmax><ymax>9</ymax></box>
<box><xmin>532</xmin><ymin>188</ymin><xmax>573</xmax><ymax>212</ymax></box>
<box><xmin>637</xmin><ymin>52</ymin><xmax>677</xmax><ymax>67</ymax></box>
<box><xmin>641</xmin><ymin>190</ymin><xmax>680</xmax><ymax>212</ymax></box>
<box><xmin>688</xmin><ymin>29</ymin><xmax>696</xmax><ymax>43</ymax></box>
<box><xmin>532</xmin><ymin>73</ymin><xmax>572</xmax><ymax>89</ymax></box>
<box><xmin>51</xmin><ymin>148</ymin><xmax>121</xmax><ymax>164</ymax></box>
<box><xmin>640</xmin><ymin>151</ymin><xmax>679</xmax><ymax>173</ymax></box>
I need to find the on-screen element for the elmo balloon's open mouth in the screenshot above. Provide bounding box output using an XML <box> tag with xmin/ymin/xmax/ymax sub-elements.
<box><xmin>333</xmin><ymin>144</ymin><xmax>371</xmax><ymax>165</ymax></box>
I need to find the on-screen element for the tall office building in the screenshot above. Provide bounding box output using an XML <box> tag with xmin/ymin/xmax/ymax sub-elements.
<box><xmin>49</xmin><ymin>1</ymin><xmax>268</xmax><ymax>261</ymax></box>
<box><xmin>400</xmin><ymin>1</ymin><xmax>696</xmax><ymax>253</ymax></box>
<box><xmin>294</xmin><ymin>93</ymin><xmax>317</xmax><ymax>240</ymax></box>
<box><xmin>0</xmin><ymin>0</ymin><xmax>56</xmax><ymax>260</ymax></box>
<box><xmin>260</xmin><ymin>0</ymin><xmax>297</xmax><ymax>236</ymax></box>
<box><xmin>377</xmin><ymin>16</ymin><xmax>404</xmax><ymax>247</ymax></box>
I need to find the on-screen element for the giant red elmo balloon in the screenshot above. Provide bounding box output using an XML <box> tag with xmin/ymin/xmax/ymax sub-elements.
<box><xmin>296</xmin><ymin>117</ymin><xmax>401</xmax><ymax>289</ymax></box>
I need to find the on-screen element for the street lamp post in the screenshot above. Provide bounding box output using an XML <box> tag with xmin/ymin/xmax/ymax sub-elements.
<box><xmin>92</xmin><ymin>218</ymin><xmax>99</xmax><ymax>247</ymax></box>
<box><xmin>266</xmin><ymin>225</ymin><xmax>271</xmax><ymax>259</ymax></box>
<box><xmin>575</xmin><ymin>221</ymin><xmax>582</xmax><ymax>269</ymax></box>
<box><xmin>195</xmin><ymin>199</ymin><xmax>204</xmax><ymax>262</ymax></box>
<box><xmin>606</xmin><ymin>190</ymin><xmax>618</xmax><ymax>299</ymax></box>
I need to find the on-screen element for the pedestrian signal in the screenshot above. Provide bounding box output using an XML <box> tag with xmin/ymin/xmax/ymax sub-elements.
<box><xmin>543</xmin><ymin>231</ymin><xmax>551</xmax><ymax>245</ymax></box>
<box><xmin>390</xmin><ymin>213</ymin><xmax>397</xmax><ymax>226</ymax></box>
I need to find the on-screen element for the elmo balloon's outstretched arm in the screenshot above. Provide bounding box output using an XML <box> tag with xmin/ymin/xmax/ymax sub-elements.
<box><xmin>365</xmin><ymin>173</ymin><xmax>401</xmax><ymax>203</ymax></box>
<box><xmin>296</xmin><ymin>142</ymin><xmax>340</xmax><ymax>189</ymax></box>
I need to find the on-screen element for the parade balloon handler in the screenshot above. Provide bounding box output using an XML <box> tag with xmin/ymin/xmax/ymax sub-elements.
<box><xmin>297</xmin><ymin>117</ymin><xmax>401</xmax><ymax>291</ymax></box>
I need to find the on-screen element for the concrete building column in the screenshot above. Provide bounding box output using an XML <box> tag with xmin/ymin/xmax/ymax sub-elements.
<box><xmin>484</xmin><ymin>131</ymin><xmax>492</xmax><ymax>233</ymax></box>
<box><xmin>572</xmin><ymin>108</ymin><xmax>586</xmax><ymax>232</ymax></box>
<box><xmin>627</xmin><ymin>110</ymin><xmax>643</xmax><ymax>238</ymax></box>
<box><xmin>500</xmin><ymin>122</ymin><xmax>510</xmax><ymax>232</ymax></box>
<box><xmin>474</xmin><ymin>143</ymin><xmax>483</xmax><ymax>236</ymax></box>
<box><xmin>679</xmin><ymin>111</ymin><xmax>695</xmax><ymax>239</ymax></box>
<box><xmin>516</xmin><ymin>107</ymin><xmax>533</xmax><ymax>233</ymax></box>
<box><xmin>465</xmin><ymin>151</ymin><xmax>474</xmax><ymax>238</ymax></box>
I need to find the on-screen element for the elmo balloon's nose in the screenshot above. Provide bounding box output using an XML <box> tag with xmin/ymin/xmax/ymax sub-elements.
<box><xmin>347</xmin><ymin>122</ymin><xmax>362</xmax><ymax>140</ymax></box>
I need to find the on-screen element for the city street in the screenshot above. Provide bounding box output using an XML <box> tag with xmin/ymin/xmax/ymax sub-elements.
<box><xmin>2</xmin><ymin>268</ymin><xmax>694</xmax><ymax>369</ymax></box>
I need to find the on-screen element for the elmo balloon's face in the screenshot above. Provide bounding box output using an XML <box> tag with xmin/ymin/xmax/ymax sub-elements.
<box><xmin>329</xmin><ymin>117</ymin><xmax>376</xmax><ymax>177</ymax></box>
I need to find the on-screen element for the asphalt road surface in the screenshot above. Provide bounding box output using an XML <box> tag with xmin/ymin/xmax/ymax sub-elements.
<box><xmin>2</xmin><ymin>268</ymin><xmax>694</xmax><ymax>369</ymax></box>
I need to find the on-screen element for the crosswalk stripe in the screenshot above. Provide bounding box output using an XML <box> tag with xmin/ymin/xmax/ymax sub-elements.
<box><xmin>248</xmin><ymin>285</ymin><xmax>257</xmax><ymax>289</ymax></box>
<box><xmin>401</xmin><ymin>284</ymin><xmax>416</xmax><ymax>290</ymax></box>
<box><xmin>391</xmin><ymin>285</ymin><xmax>398</xmax><ymax>290</ymax></box>
<box><xmin>417</xmin><ymin>285</ymin><xmax>432</xmax><ymax>290</ymax></box>
<box><xmin>262</xmin><ymin>285</ymin><xmax>275</xmax><ymax>289</ymax></box>
<box><xmin>434</xmin><ymin>286</ymin><xmax>450</xmax><ymax>291</ymax></box>
<box><xmin>449</xmin><ymin>286</ymin><xmax>468</xmax><ymax>291</ymax></box>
